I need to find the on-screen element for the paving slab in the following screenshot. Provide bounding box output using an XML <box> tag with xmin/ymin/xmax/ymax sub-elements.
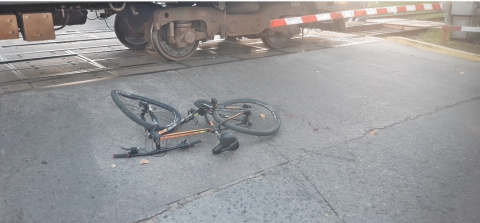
<box><xmin>17</xmin><ymin>58</ymin><xmax>98</xmax><ymax>78</ymax></box>
<box><xmin>29</xmin><ymin>71</ymin><xmax>116</xmax><ymax>88</ymax></box>
<box><xmin>297</xmin><ymin>98</ymin><xmax>480</xmax><ymax>223</ymax></box>
<box><xmin>145</xmin><ymin>164</ymin><xmax>342</xmax><ymax>223</ymax></box>
<box><xmin>0</xmin><ymin>70</ymin><xmax>19</xmax><ymax>82</ymax></box>
<box><xmin>0</xmin><ymin>83</ymin><xmax>32</xmax><ymax>93</ymax></box>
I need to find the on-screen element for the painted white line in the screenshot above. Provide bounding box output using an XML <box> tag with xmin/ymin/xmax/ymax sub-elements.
<box><xmin>66</xmin><ymin>50</ymin><xmax>106</xmax><ymax>69</ymax></box>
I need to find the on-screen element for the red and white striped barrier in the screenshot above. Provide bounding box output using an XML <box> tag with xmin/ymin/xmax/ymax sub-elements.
<box><xmin>270</xmin><ymin>3</ymin><xmax>443</xmax><ymax>28</ymax></box>
<box><xmin>442</xmin><ymin>25</ymin><xmax>480</xmax><ymax>43</ymax></box>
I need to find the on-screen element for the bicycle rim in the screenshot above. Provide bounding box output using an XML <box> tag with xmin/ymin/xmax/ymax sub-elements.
<box><xmin>111</xmin><ymin>90</ymin><xmax>181</xmax><ymax>130</ymax></box>
<box><xmin>212</xmin><ymin>98</ymin><xmax>281</xmax><ymax>136</ymax></box>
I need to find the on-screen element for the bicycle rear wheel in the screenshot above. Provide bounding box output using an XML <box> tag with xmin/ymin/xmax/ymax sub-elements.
<box><xmin>111</xmin><ymin>90</ymin><xmax>181</xmax><ymax>130</ymax></box>
<box><xmin>212</xmin><ymin>98</ymin><xmax>281</xmax><ymax>136</ymax></box>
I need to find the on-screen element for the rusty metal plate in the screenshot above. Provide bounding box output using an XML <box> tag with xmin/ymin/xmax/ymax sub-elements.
<box><xmin>21</xmin><ymin>13</ymin><xmax>55</xmax><ymax>41</ymax></box>
<box><xmin>0</xmin><ymin>15</ymin><xmax>19</xmax><ymax>40</ymax></box>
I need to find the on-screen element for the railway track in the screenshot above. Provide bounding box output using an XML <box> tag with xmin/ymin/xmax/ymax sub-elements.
<box><xmin>0</xmin><ymin>12</ymin><xmax>443</xmax><ymax>94</ymax></box>
<box><xmin>0</xmin><ymin>28</ymin><xmax>383</xmax><ymax>93</ymax></box>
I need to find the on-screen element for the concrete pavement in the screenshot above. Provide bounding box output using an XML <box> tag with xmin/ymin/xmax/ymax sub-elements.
<box><xmin>1</xmin><ymin>37</ymin><xmax>480</xmax><ymax>223</ymax></box>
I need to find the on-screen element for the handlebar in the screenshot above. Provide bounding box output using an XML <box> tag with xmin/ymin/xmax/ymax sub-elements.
<box><xmin>113</xmin><ymin>139</ymin><xmax>203</xmax><ymax>158</ymax></box>
<box><xmin>113</xmin><ymin>153</ymin><xmax>129</xmax><ymax>158</ymax></box>
<box><xmin>188</xmin><ymin>139</ymin><xmax>202</xmax><ymax>146</ymax></box>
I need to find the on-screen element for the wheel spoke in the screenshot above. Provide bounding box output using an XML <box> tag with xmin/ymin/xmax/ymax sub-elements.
<box><xmin>213</xmin><ymin>99</ymin><xmax>281</xmax><ymax>136</ymax></box>
<box><xmin>111</xmin><ymin>90</ymin><xmax>181</xmax><ymax>130</ymax></box>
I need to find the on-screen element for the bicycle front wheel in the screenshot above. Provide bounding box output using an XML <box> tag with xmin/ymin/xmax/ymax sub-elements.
<box><xmin>213</xmin><ymin>98</ymin><xmax>281</xmax><ymax>136</ymax></box>
<box><xmin>111</xmin><ymin>90</ymin><xmax>181</xmax><ymax>130</ymax></box>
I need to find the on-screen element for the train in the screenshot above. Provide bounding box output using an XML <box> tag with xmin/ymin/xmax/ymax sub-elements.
<box><xmin>0</xmin><ymin>2</ymin><xmax>366</xmax><ymax>61</ymax></box>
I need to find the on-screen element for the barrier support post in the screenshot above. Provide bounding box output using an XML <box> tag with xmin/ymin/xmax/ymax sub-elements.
<box><xmin>443</xmin><ymin>29</ymin><xmax>448</xmax><ymax>44</ymax></box>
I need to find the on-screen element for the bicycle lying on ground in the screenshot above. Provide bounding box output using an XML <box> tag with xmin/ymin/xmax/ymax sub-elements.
<box><xmin>111</xmin><ymin>90</ymin><xmax>281</xmax><ymax>158</ymax></box>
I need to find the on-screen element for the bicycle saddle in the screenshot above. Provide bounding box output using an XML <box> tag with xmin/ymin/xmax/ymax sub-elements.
<box><xmin>212</xmin><ymin>132</ymin><xmax>239</xmax><ymax>154</ymax></box>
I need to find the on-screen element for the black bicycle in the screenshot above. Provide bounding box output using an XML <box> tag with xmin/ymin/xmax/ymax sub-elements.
<box><xmin>111</xmin><ymin>90</ymin><xmax>281</xmax><ymax>158</ymax></box>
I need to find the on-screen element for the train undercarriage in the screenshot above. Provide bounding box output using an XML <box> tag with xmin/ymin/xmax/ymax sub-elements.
<box><xmin>0</xmin><ymin>2</ymin><xmax>365</xmax><ymax>61</ymax></box>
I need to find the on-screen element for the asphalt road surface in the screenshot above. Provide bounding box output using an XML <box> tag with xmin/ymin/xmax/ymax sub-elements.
<box><xmin>1</xmin><ymin>14</ymin><xmax>480</xmax><ymax>223</ymax></box>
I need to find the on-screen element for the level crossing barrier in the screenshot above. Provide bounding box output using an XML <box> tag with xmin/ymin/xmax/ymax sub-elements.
<box><xmin>442</xmin><ymin>25</ymin><xmax>480</xmax><ymax>44</ymax></box>
<box><xmin>270</xmin><ymin>3</ymin><xmax>443</xmax><ymax>28</ymax></box>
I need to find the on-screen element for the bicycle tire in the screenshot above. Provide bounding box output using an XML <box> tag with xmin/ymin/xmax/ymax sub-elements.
<box><xmin>111</xmin><ymin>90</ymin><xmax>181</xmax><ymax>130</ymax></box>
<box><xmin>212</xmin><ymin>98</ymin><xmax>281</xmax><ymax>136</ymax></box>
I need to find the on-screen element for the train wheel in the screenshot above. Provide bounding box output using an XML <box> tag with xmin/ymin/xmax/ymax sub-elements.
<box><xmin>261</xmin><ymin>32</ymin><xmax>292</xmax><ymax>49</ymax></box>
<box><xmin>114</xmin><ymin>10</ymin><xmax>148</xmax><ymax>50</ymax></box>
<box><xmin>151</xmin><ymin>23</ymin><xmax>199</xmax><ymax>61</ymax></box>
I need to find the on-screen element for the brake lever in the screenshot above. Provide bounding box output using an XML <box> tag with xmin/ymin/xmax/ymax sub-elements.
<box><xmin>211</xmin><ymin>98</ymin><xmax>218</xmax><ymax>110</ymax></box>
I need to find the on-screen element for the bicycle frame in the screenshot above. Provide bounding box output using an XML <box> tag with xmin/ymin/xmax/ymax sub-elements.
<box><xmin>156</xmin><ymin>106</ymin><xmax>249</xmax><ymax>140</ymax></box>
